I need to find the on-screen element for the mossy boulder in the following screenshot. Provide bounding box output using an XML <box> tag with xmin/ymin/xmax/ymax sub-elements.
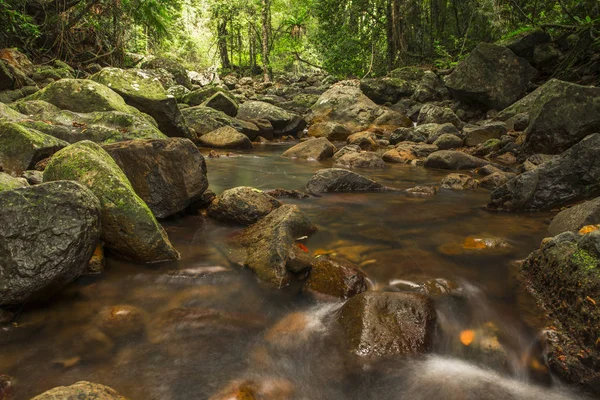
<box><xmin>0</xmin><ymin>172</ymin><xmax>28</xmax><ymax>192</ymax></box>
<box><xmin>237</xmin><ymin>100</ymin><xmax>306</xmax><ymax>137</ymax></box>
<box><xmin>31</xmin><ymin>381</ymin><xmax>128</xmax><ymax>400</ymax></box>
<box><xmin>389</xmin><ymin>66</ymin><xmax>425</xmax><ymax>81</ymax></box>
<box><xmin>208</xmin><ymin>186</ymin><xmax>282</xmax><ymax>225</ymax></box>
<box><xmin>0</xmin><ymin>181</ymin><xmax>101</xmax><ymax>306</ymax></box>
<box><xmin>198</xmin><ymin>126</ymin><xmax>253</xmax><ymax>149</ymax></box>
<box><xmin>496</xmin><ymin>28</ymin><xmax>551</xmax><ymax>62</ymax></box>
<box><xmin>202</xmin><ymin>91</ymin><xmax>238</xmax><ymax>117</ymax></box>
<box><xmin>31</xmin><ymin>65</ymin><xmax>74</xmax><ymax>82</ymax></box>
<box><xmin>359</xmin><ymin>78</ymin><xmax>414</xmax><ymax>104</ymax></box>
<box><xmin>444</xmin><ymin>43</ymin><xmax>537</xmax><ymax>110</ymax></box>
<box><xmin>182</xmin><ymin>106</ymin><xmax>258</xmax><ymax>139</ymax></box>
<box><xmin>181</xmin><ymin>86</ymin><xmax>225</xmax><ymax>106</ymax></box>
<box><xmin>10</xmin><ymin>100</ymin><xmax>166</xmax><ymax>144</ymax></box>
<box><xmin>43</xmin><ymin>141</ymin><xmax>179</xmax><ymax>263</ymax></box>
<box><xmin>520</xmin><ymin>232</ymin><xmax>600</xmax><ymax>395</ymax></box>
<box><xmin>0</xmin><ymin>121</ymin><xmax>68</xmax><ymax>174</ymax></box>
<box><xmin>91</xmin><ymin>68</ymin><xmax>191</xmax><ymax>139</ymax></box>
<box><xmin>141</xmin><ymin>57</ymin><xmax>192</xmax><ymax>89</ymax></box>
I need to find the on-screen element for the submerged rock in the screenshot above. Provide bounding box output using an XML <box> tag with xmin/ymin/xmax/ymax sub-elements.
<box><xmin>232</xmin><ymin>205</ymin><xmax>317</xmax><ymax>288</ymax></box>
<box><xmin>444</xmin><ymin>43</ymin><xmax>536</xmax><ymax>110</ymax></box>
<box><xmin>95</xmin><ymin>304</ymin><xmax>148</xmax><ymax>342</ymax></box>
<box><xmin>337</xmin><ymin>291</ymin><xmax>437</xmax><ymax>357</ymax></box>
<box><xmin>0</xmin><ymin>181</ymin><xmax>100</xmax><ymax>306</ymax></box>
<box><xmin>305</xmin><ymin>168</ymin><xmax>389</xmax><ymax>193</ymax></box>
<box><xmin>103</xmin><ymin>138</ymin><xmax>208</xmax><ymax>218</ymax></box>
<box><xmin>0</xmin><ymin>121</ymin><xmax>67</xmax><ymax>174</ymax></box>
<box><xmin>208</xmin><ymin>186</ymin><xmax>281</xmax><ymax>225</ymax></box>
<box><xmin>282</xmin><ymin>137</ymin><xmax>336</xmax><ymax>160</ymax></box>
<box><xmin>31</xmin><ymin>381</ymin><xmax>128</xmax><ymax>400</ymax></box>
<box><xmin>425</xmin><ymin>151</ymin><xmax>488</xmax><ymax>170</ymax></box>
<box><xmin>43</xmin><ymin>141</ymin><xmax>179</xmax><ymax>263</ymax></box>
<box><xmin>489</xmin><ymin>134</ymin><xmax>600</xmax><ymax>211</ymax></box>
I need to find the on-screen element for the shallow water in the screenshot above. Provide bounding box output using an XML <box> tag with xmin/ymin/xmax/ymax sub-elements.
<box><xmin>0</xmin><ymin>144</ymin><xmax>588</xmax><ymax>399</ymax></box>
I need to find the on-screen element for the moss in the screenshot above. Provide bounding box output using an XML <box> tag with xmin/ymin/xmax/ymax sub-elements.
<box><xmin>90</xmin><ymin>68</ymin><xmax>168</xmax><ymax>101</ymax></box>
<box><xmin>484</xmin><ymin>138</ymin><xmax>502</xmax><ymax>148</ymax></box>
<box><xmin>0</xmin><ymin>172</ymin><xmax>27</xmax><ymax>192</ymax></box>
<box><xmin>571</xmin><ymin>248</ymin><xmax>599</xmax><ymax>273</ymax></box>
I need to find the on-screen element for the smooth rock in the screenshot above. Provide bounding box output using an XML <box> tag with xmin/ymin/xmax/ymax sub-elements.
<box><xmin>208</xmin><ymin>186</ymin><xmax>282</xmax><ymax>225</ymax></box>
<box><xmin>31</xmin><ymin>381</ymin><xmax>128</xmax><ymax>400</ymax></box>
<box><xmin>425</xmin><ymin>150</ymin><xmax>488</xmax><ymax>170</ymax></box>
<box><xmin>281</xmin><ymin>137</ymin><xmax>336</xmax><ymax>160</ymax></box>
<box><xmin>306</xmin><ymin>168</ymin><xmax>388</xmax><ymax>193</ymax></box>
<box><xmin>198</xmin><ymin>126</ymin><xmax>253</xmax><ymax>149</ymax></box>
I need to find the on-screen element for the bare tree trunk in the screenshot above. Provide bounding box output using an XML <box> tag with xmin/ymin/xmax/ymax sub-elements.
<box><xmin>261</xmin><ymin>0</ymin><xmax>271</xmax><ymax>82</ymax></box>
<box><xmin>217</xmin><ymin>15</ymin><xmax>231</xmax><ymax>69</ymax></box>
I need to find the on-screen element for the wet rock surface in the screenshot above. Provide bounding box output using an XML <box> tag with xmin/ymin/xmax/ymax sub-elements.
<box><xmin>305</xmin><ymin>168</ymin><xmax>389</xmax><ymax>193</ymax></box>
<box><xmin>208</xmin><ymin>186</ymin><xmax>282</xmax><ymax>225</ymax></box>
<box><xmin>282</xmin><ymin>137</ymin><xmax>336</xmax><ymax>160</ymax></box>
<box><xmin>304</xmin><ymin>256</ymin><xmax>368</xmax><ymax>299</ymax></box>
<box><xmin>198</xmin><ymin>126</ymin><xmax>253</xmax><ymax>149</ymax></box>
<box><xmin>425</xmin><ymin>151</ymin><xmax>489</xmax><ymax>170</ymax></box>
<box><xmin>31</xmin><ymin>381</ymin><xmax>128</xmax><ymax>400</ymax></box>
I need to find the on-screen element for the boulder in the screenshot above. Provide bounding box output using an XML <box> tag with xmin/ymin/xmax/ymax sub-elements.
<box><xmin>198</xmin><ymin>126</ymin><xmax>253</xmax><ymax>149</ymax></box>
<box><xmin>425</xmin><ymin>150</ymin><xmax>489</xmax><ymax>170</ymax></box>
<box><xmin>0</xmin><ymin>181</ymin><xmax>100</xmax><ymax>306</ymax></box>
<box><xmin>346</xmin><ymin>131</ymin><xmax>378</xmax><ymax>151</ymax></box>
<box><xmin>167</xmin><ymin>84</ymin><xmax>190</xmax><ymax>101</ymax></box>
<box><xmin>231</xmin><ymin>205</ymin><xmax>317</xmax><ymax>288</ymax></box>
<box><xmin>463</xmin><ymin>122</ymin><xmax>508</xmax><ymax>147</ymax></box>
<box><xmin>497</xmin><ymin>28</ymin><xmax>551</xmax><ymax>61</ymax></box>
<box><xmin>208</xmin><ymin>186</ymin><xmax>281</xmax><ymax>225</ymax></box>
<box><xmin>43</xmin><ymin>141</ymin><xmax>179</xmax><ymax>263</ymax></box>
<box><xmin>309</xmin><ymin>82</ymin><xmax>411</xmax><ymax>134</ymax></box>
<box><xmin>282</xmin><ymin>137</ymin><xmax>336</xmax><ymax>160</ymax></box>
<box><xmin>441</xmin><ymin>173</ymin><xmax>479</xmax><ymax>190</ymax></box>
<box><xmin>548</xmin><ymin>197</ymin><xmax>600</xmax><ymax>236</ymax></box>
<box><xmin>141</xmin><ymin>57</ymin><xmax>192</xmax><ymax>89</ymax></box>
<box><xmin>417</xmin><ymin>104</ymin><xmax>463</xmax><ymax>129</ymax></box>
<box><xmin>433</xmin><ymin>134</ymin><xmax>463</xmax><ymax>150</ymax></box>
<box><xmin>390</xmin><ymin>127</ymin><xmax>427</xmax><ymax>145</ymax></box>
<box><xmin>307</xmin><ymin>122</ymin><xmax>352</xmax><ymax>142</ymax></box>
<box><xmin>0</xmin><ymin>121</ymin><xmax>68</xmax><ymax>174</ymax></box>
<box><xmin>412</xmin><ymin>71</ymin><xmax>449</xmax><ymax>103</ymax></box>
<box><xmin>202</xmin><ymin>91</ymin><xmax>238</xmax><ymax>117</ymax></box>
<box><xmin>103</xmin><ymin>138</ymin><xmax>208</xmax><ymax>219</ymax></box>
<box><xmin>389</xmin><ymin>66</ymin><xmax>425</xmax><ymax>81</ymax></box>
<box><xmin>489</xmin><ymin>134</ymin><xmax>600</xmax><ymax>211</ymax></box>
<box><xmin>332</xmin><ymin>145</ymin><xmax>360</xmax><ymax>161</ymax></box>
<box><xmin>305</xmin><ymin>168</ymin><xmax>389</xmax><ymax>193</ymax></box>
<box><xmin>31</xmin><ymin>381</ymin><xmax>128</xmax><ymax>400</ymax></box>
<box><xmin>0</xmin><ymin>48</ymin><xmax>34</xmax><ymax>75</ymax></box>
<box><xmin>480</xmin><ymin>171</ymin><xmax>514</xmax><ymax>190</ymax></box>
<box><xmin>182</xmin><ymin>106</ymin><xmax>261</xmax><ymax>139</ymax></box>
<box><xmin>444</xmin><ymin>43</ymin><xmax>537</xmax><ymax>110</ymax></box>
<box><xmin>359</xmin><ymin>78</ymin><xmax>414</xmax><ymax>104</ymax></box>
<box><xmin>237</xmin><ymin>100</ymin><xmax>306</xmax><ymax>137</ymax></box>
<box><xmin>182</xmin><ymin>86</ymin><xmax>225</xmax><ymax>106</ymax></box>
<box><xmin>304</xmin><ymin>256</ymin><xmax>368</xmax><ymax>299</ymax></box>
<box><xmin>91</xmin><ymin>68</ymin><xmax>191</xmax><ymax>139</ymax></box>
<box><xmin>0</xmin><ymin>172</ymin><xmax>28</xmax><ymax>192</ymax></box>
<box><xmin>335</xmin><ymin>152</ymin><xmax>386</xmax><ymax>169</ymax></box>
<box><xmin>520</xmin><ymin>233</ymin><xmax>600</xmax><ymax>394</ymax></box>
<box><xmin>337</xmin><ymin>291</ymin><xmax>437</xmax><ymax>357</ymax></box>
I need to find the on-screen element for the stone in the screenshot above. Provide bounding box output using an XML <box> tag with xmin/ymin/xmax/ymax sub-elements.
<box><xmin>309</xmin><ymin>81</ymin><xmax>411</xmax><ymax>134</ymax></box>
<box><xmin>412</xmin><ymin>71</ymin><xmax>449</xmax><ymax>103</ymax></box>
<box><xmin>307</xmin><ymin>122</ymin><xmax>352</xmax><ymax>142</ymax></box>
<box><xmin>433</xmin><ymin>133</ymin><xmax>463</xmax><ymax>150</ymax></box>
<box><xmin>202</xmin><ymin>91</ymin><xmax>238</xmax><ymax>117</ymax></box>
<box><xmin>417</xmin><ymin>104</ymin><xmax>463</xmax><ymax>129</ymax></box>
<box><xmin>91</xmin><ymin>68</ymin><xmax>191</xmax><ymax>139</ymax></box>
<box><xmin>497</xmin><ymin>28</ymin><xmax>551</xmax><ymax>61</ymax></box>
<box><xmin>359</xmin><ymin>78</ymin><xmax>414</xmax><ymax>104</ymax></box>
<box><xmin>489</xmin><ymin>134</ymin><xmax>600</xmax><ymax>211</ymax></box>
<box><xmin>532</xmin><ymin>43</ymin><xmax>562</xmax><ymax>72</ymax></box>
<box><xmin>548</xmin><ymin>197</ymin><xmax>600</xmax><ymax>236</ymax></box>
<box><xmin>346</xmin><ymin>131</ymin><xmax>378</xmax><ymax>151</ymax></box>
<box><xmin>0</xmin><ymin>172</ymin><xmax>28</xmax><ymax>192</ymax></box>
<box><xmin>0</xmin><ymin>121</ymin><xmax>68</xmax><ymax>175</ymax></box>
<box><xmin>167</xmin><ymin>85</ymin><xmax>190</xmax><ymax>101</ymax></box>
<box><xmin>208</xmin><ymin>186</ymin><xmax>281</xmax><ymax>225</ymax></box>
<box><xmin>95</xmin><ymin>305</ymin><xmax>147</xmax><ymax>341</ymax></box>
<box><xmin>305</xmin><ymin>168</ymin><xmax>388</xmax><ymax>194</ymax></box>
<box><xmin>232</xmin><ymin>205</ymin><xmax>317</xmax><ymax>288</ymax></box>
<box><xmin>382</xmin><ymin>149</ymin><xmax>413</xmax><ymax>164</ymax></box>
<box><xmin>444</xmin><ymin>43</ymin><xmax>537</xmax><ymax>110</ymax></box>
<box><xmin>337</xmin><ymin>291</ymin><xmax>437</xmax><ymax>357</ymax></box>
<box><xmin>182</xmin><ymin>86</ymin><xmax>225</xmax><ymax>106</ymax></box>
<box><xmin>198</xmin><ymin>126</ymin><xmax>253</xmax><ymax>149</ymax></box>
<box><xmin>0</xmin><ymin>181</ymin><xmax>100</xmax><ymax>306</ymax></box>
<box><xmin>335</xmin><ymin>152</ymin><xmax>386</xmax><ymax>169</ymax></box>
<box><xmin>30</xmin><ymin>381</ymin><xmax>128</xmax><ymax>400</ymax></box>
<box><xmin>304</xmin><ymin>256</ymin><xmax>368</xmax><ymax>299</ymax></box>
<box><xmin>43</xmin><ymin>141</ymin><xmax>179</xmax><ymax>263</ymax></box>
<box><xmin>425</xmin><ymin>150</ymin><xmax>489</xmax><ymax>170</ymax></box>
<box><xmin>141</xmin><ymin>57</ymin><xmax>192</xmax><ymax>89</ymax></box>
<box><xmin>390</xmin><ymin>128</ymin><xmax>426</xmax><ymax>145</ymax></box>
<box><xmin>389</xmin><ymin>66</ymin><xmax>425</xmax><ymax>81</ymax></box>
<box><xmin>103</xmin><ymin>138</ymin><xmax>208</xmax><ymax>218</ymax></box>
<box><xmin>480</xmin><ymin>171</ymin><xmax>514</xmax><ymax>190</ymax></box>
<box><xmin>463</xmin><ymin>122</ymin><xmax>508</xmax><ymax>147</ymax></box>
<box><xmin>332</xmin><ymin>145</ymin><xmax>360</xmax><ymax>161</ymax></box>
<box><xmin>441</xmin><ymin>173</ymin><xmax>479</xmax><ymax>190</ymax></box>
<box><xmin>182</xmin><ymin>106</ymin><xmax>258</xmax><ymax>138</ymax></box>
<box><xmin>237</xmin><ymin>100</ymin><xmax>306</xmax><ymax>137</ymax></box>
<box><xmin>0</xmin><ymin>48</ymin><xmax>34</xmax><ymax>75</ymax></box>
<box><xmin>281</xmin><ymin>137</ymin><xmax>336</xmax><ymax>160</ymax></box>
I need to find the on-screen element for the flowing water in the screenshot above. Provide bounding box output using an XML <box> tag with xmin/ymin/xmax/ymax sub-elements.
<box><xmin>0</xmin><ymin>144</ymin><xmax>590</xmax><ymax>399</ymax></box>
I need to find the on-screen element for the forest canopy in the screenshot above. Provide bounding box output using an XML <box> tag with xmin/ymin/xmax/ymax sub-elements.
<box><xmin>0</xmin><ymin>0</ymin><xmax>599</xmax><ymax>77</ymax></box>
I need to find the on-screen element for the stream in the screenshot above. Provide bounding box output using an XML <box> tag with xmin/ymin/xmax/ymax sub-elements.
<box><xmin>0</xmin><ymin>144</ymin><xmax>590</xmax><ymax>399</ymax></box>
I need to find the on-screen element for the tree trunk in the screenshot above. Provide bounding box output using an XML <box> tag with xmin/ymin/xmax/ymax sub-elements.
<box><xmin>217</xmin><ymin>16</ymin><xmax>231</xmax><ymax>70</ymax></box>
<box><xmin>261</xmin><ymin>0</ymin><xmax>271</xmax><ymax>82</ymax></box>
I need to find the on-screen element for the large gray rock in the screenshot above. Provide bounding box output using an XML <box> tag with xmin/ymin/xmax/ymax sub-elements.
<box><xmin>43</xmin><ymin>141</ymin><xmax>179</xmax><ymax>263</ymax></box>
<box><xmin>282</xmin><ymin>137</ymin><xmax>336</xmax><ymax>160</ymax></box>
<box><xmin>202</xmin><ymin>91</ymin><xmax>238</xmax><ymax>117</ymax></box>
<box><xmin>417</xmin><ymin>104</ymin><xmax>462</xmax><ymax>128</ymax></box>
<box><xmin>444</xmin><ymin>43</ymin><xmax>537</xmax><ymax>110</ymax></box>
<box><xmin>198</xmin><ymin>126</ymin><xmax>253</xmax><ymax>149</ymax></box>
<box><xmin>91</xmin><ymin>68</ymin><xmax>192</xmax><ymax>139</ymax></box>
<box><xmin>359</xmin><ymin>78</ymin><xmax>414</xmax><ymax>104</ymax></box>
<box><xmin>0</xmin><ymin>121</ymin><xmax>67</xmax><ymax>174</ymax></box>
<box><xmin>182</xmin><ymin>106</ymin><xmax>260</xmax><ymax>139</ymax></box>
<box><xmin>337</xmin><ymin>291</ymin><xmax>437</xmax><ymax>357</ymax></box>
<box><xmin>231</xmin><ymin>205</ymin><xmax>317</xmax><ymax>288</ymax></box>
<box><xmin>103</xmin><ymin>138</ymin><xmax>208</xmax><ymax>219</ymax></box>
<box><xmin>208</xmin><ymin>186</ymin><xmax>281</xmax><ymax>225</ymax></box>
<box><xmin>335</xmin><ymin>152</ymin><xmax>386</xmax><ymax>169</ymax></box>
<box><xmin>548</xmin><ymin>197</ymin><xmax>600</xmax><ymax>236</ymax></box>
<box><xmin>31</xmin><ymin>381</ymin><xmax>128</xmax><ymax>400</ymax></box>
<box><xmin>306</xmin><ymin>168</ymin><xmax>388</xmax><ymax>193</ymax></box>
<box><xmin>141</xmin><ymin>57</ymin><xmax>192</xmax><ymax>89</ymax></box>
<box><xmin>497</xmin><ymin>28</ymin><xmax>551</xmax><ymax>61</ymax></box>
<box><xmin>237</xmin><ymin>100</ymin><xmax>305</xmax><ymax>137</ymax></box>
<box><xmin>463</xmin><ymin>122</ymin><xmax>508</xmax><ymax>147</ymax></box>
<box><xmin>0</xmin><ymin>181</ymin><xmax>101</xmax><ymax>306</ymax></box>
<box><xmin>424</xmin><ymin>150</ymin><xmax>489</xmax><ymax>170</ymax></box>
<box><xmin>489</xmin><ymin>134</ymin><xmax>600</xmax><ymax>211</ymax></box>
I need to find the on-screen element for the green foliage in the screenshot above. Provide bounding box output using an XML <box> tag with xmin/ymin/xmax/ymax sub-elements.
<box><xmin>0</xmin><ymin>0</ymin><xmax>40</xmax><ymax>48</ymax></box>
